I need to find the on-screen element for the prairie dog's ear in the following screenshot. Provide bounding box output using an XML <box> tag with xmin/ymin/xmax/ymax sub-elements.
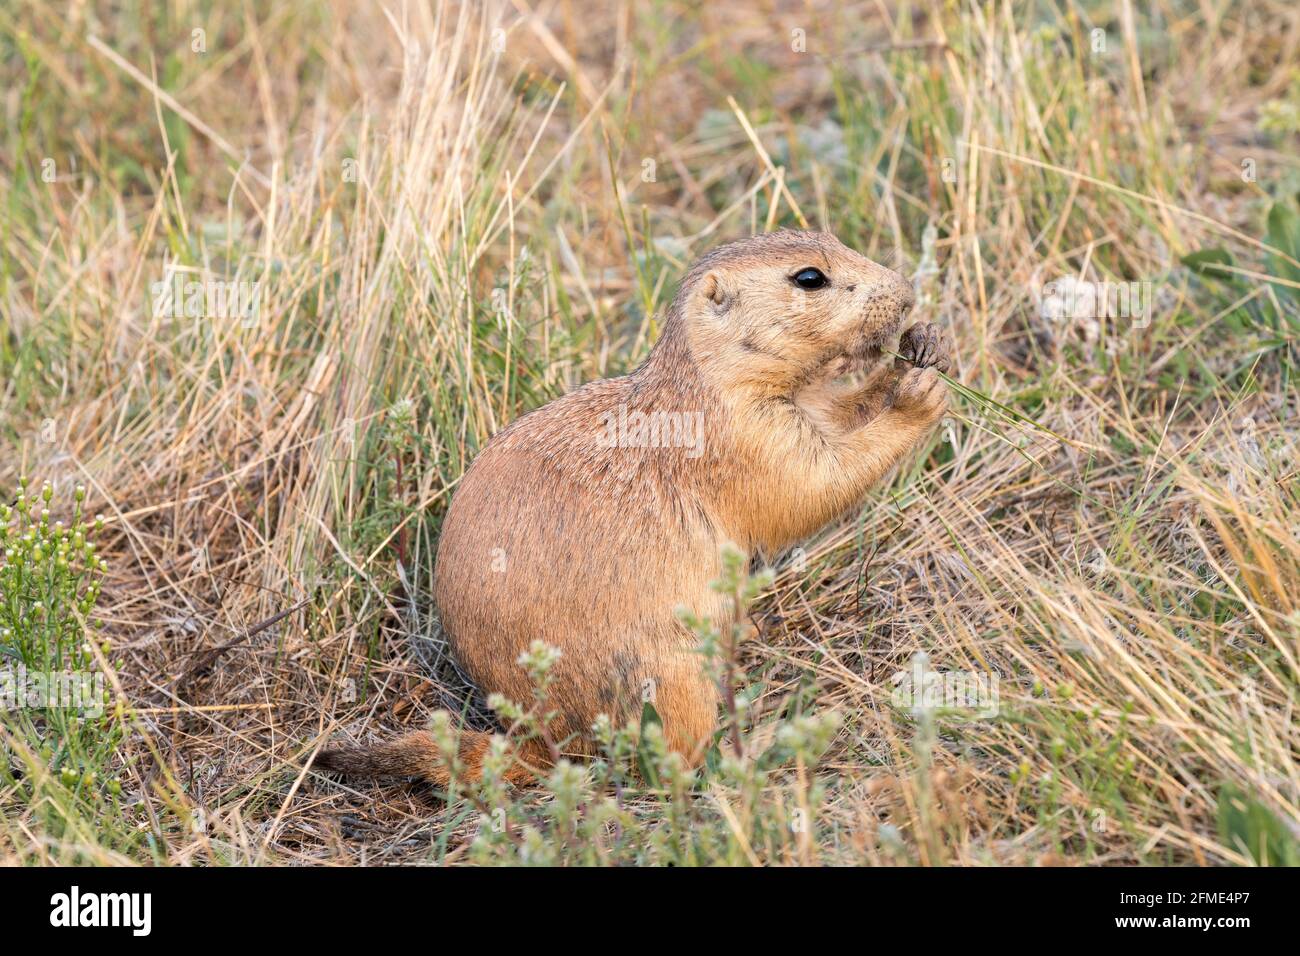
<box><xmin>698</xmin><ymin>270</ymin><xmax>730</xmax><ymax>312</ymax></box>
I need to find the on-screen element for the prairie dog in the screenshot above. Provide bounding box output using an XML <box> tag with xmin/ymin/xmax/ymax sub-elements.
<box><xmin>317</xmin><ymin>230</ymin><xmax>951</xmax><ymax>785</ymax></box>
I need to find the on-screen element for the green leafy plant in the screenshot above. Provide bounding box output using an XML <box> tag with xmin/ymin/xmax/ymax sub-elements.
<box><xmin>0</xmin><ymin>477</ymin><xmax>123</xmax><ymax>811</ymax></box>
<box><xmin>1217</xmin><ymin>782</ymin><xmax>1300</xmax><ymax>866</ymax></box>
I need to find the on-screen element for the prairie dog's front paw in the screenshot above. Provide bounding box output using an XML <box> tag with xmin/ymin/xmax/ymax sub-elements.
<box><xmin>899</xmin><ymin>322</ymin><xmax>952</xmax><ymax>373</ymax></box>
<box><xmin>891</xmin><ymin>366</ymin><xmax>948</xmax><ymax>424</ymax></box>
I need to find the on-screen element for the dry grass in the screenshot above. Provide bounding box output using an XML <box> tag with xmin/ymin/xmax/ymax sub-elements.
<box><xmin>1</xmin><ymin>0</ymin><xmax>1297</xmax><ymax>864</ymax></box>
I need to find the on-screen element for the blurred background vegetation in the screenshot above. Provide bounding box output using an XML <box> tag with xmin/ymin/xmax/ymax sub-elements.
<box><xmin>0</xmin><ymin>0</ymin><xmax>1297</xmax><ymax>864</ymax></box>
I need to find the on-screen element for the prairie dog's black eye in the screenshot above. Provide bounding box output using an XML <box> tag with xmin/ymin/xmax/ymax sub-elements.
<box><xmin>791</xmin><ymin>267</ymin><xmax>828</xmax><ymax>290</ymax></box>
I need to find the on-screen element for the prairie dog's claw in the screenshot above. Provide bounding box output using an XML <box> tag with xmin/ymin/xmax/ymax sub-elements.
<box><xmin>899</xmin><ymin>323</ymin><xmax>952</xmax><ymax>374</ymax></box>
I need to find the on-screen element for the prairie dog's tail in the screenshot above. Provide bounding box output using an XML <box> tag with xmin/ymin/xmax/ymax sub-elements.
<box><xmin>314</xmin><ymin>730</ymin><xmax>546</xmax><ymax>786</ymax></box>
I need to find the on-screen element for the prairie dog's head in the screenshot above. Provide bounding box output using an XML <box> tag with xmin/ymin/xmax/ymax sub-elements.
<box><xmin>671</xmin><ymin>230</ymin><xmax>915</xmax><ymax>390</ymax></box>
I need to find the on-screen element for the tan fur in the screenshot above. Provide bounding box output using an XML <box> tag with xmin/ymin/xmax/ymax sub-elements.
<box><xmin>316</xmin><ymin>230</ymin><xmax>950</xmax><ymax>786</ymax></box>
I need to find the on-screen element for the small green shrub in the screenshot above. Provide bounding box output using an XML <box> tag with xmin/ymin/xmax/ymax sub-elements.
<box><xmin>0</xmin><ymin>477</ymin><xmax>124</xmax><ymax>818</ymax></box>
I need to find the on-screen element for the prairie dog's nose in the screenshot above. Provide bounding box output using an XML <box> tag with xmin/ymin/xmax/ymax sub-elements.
<box><xmin>878</xmin><ymin>267</ymin><xmax>915</xmax><ymax>314</ymax></box>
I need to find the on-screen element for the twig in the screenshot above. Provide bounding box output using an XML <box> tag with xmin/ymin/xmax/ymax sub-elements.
<box><xmin>176</xmin><ymin>599</ymin><xmax>308</xmax><ymax>686</ymax></box>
